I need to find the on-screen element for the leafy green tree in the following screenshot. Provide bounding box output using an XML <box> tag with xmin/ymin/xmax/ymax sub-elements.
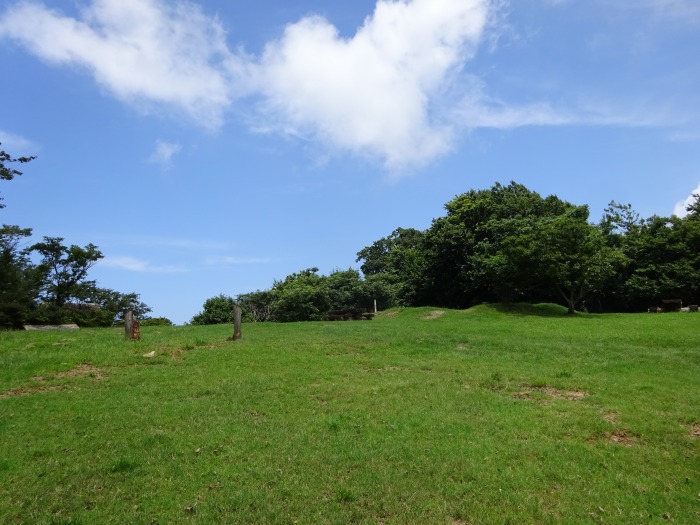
<box><xmin>31</xmin><ymin>237</ymin><xmax>103</xmax><ymax>307</ymax></box>
<box><xmin>191</xmin><ymin>294</ymin><xmax>235</xmax><ymax>325</ymax></box>
<box><xmin>269</xmin><ymin>268</ymin><xmax>329</xmax><ymax>322</ymax></box>
<box><xmin>0</xmin><ymin>143</ymin><xmax>35</xmax><ymax>209</ymax></box>
<box><xmin>502</xmin><ymin>208</ymin><xmax>626</xmax><ymax>314</ymax></box>
<box><xmin>0</xmin><ymin>225</ymin><xmax>38</xmax><ymax>328</ymax></box>
<box><xmin>356</xmin><ymin>228</ymin><xmax>428</xmax><ymax>306</ymax></box>
<box><xmin>620</xmin><ymin>215</ymin><xmax>700</xmax><ymax>309</ymax></box>
<box><xmin>422</xmin><ymin>182</ymin><xmax>576</xmax><ymax>307</ymax></box>
<box><xmin>82</xmin><ymin>286</ymin><xmax>152</xmax><ymax>322</ymax></box>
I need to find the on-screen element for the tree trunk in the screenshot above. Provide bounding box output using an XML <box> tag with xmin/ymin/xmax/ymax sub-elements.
<box><xmin>557</xmin><ymin>285</ymin><xmax>577</xmax><ymax>315</ymax></box>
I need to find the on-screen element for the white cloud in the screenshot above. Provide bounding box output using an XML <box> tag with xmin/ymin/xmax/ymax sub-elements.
<box><xmin>0</xmin><ymin>0</ymin><xmax>238</xmax><ymax>129</ymax></box>
<box><xmin>0</xmin><ymin>0</ymin><xmax>495</xmax><ymax>170</ymax></box>
<box><xmin>673</xmin><ymin>182</ymin><xmax>700</xmax><ymax>217</ymax></box>
<box><xmin>250</xmin><ymin>0</ymin><xmax>491</xmax><ymax>169</ymax></box>
<box><xmin>148</xmin><ymin>140</ymin><xmax>181</xmax><ymax>166</ymax></box>
<box><xmin>100</xmin><ymin>255</ymin><xmax>187</xmax><ymax>274</ymax></box>
<box><xmin>1</xmin><ymin>0</ymin><xmax>693</xmax><ymax>172</ymax></box>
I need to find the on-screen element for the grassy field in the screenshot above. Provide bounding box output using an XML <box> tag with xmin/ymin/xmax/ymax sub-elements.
<box><xmin>1</xmin><ymin>305</ymin><xmax>698</xmax><ymax>524</ymax></box>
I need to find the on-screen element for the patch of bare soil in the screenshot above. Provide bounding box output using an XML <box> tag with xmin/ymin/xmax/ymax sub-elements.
<box><xmin>1</xmin><ymin>365</ymin><xmax>107</xmax><ymax>399</ymax></box>
<box><xmin>608</xmin><ymin>430</ymin><xmax>635</xmax><ymax>447</ymax></box>
<box><xmin>514</xmin><ymin>385</ymin><xmax>588</xmax><ymax>401</ymax></box>
<box><xmin>689</xmin><ymin>423</ymin><xmax>700</xmax><ymax>439</ymax></box>
<box><xmin>0</xmin><ymin>384</ymin><xmax>67</xmax><ymax>399</ymax></box>
<box><xmin>382</xmin><ymin>311</ymin><xmax>399</xmax><ymax>318</ymax></box>
<box><xmin>533</xmin><ymin>386</ymin><xmax>588</xmax><ymax>400</ymax></box>
<box><xmin>512</xmin><ymin>391</ymin><xmax>532</xmax><ymax>400</ymax></box>
<box><xmin>603</xmin><ymin>412</ymin><xmax>619</xmax><ymax>424</ymax></box>
<box><xmin>362</xmin><ymin>365</ymin><xmax>406</xmax><ymax>373</ymax></box>
<box><xmin>56</xmin><ymin>364</ymin><xmax>107</xmax><ymax>380</ymax></box>
<box><xmin>424</xmin><ymin>310</ymin><xmax>445</xmax><ymax>320</ymax></box>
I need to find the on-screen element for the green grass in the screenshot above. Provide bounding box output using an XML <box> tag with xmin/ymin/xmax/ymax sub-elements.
<box><xmin>1</xmin><ymin>305</ymin><xmax>698</xmax><ymax>524</ymax></box>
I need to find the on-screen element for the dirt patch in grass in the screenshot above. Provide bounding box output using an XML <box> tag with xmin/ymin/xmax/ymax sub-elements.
<box><xmin>0</xmin><ymin>384</ymin><xmax>67</xmax><ymax>399</ymax></box>
<box><xmin>363</xmin><ymin>365</ymin><xmax>406</xmax><ymax>373</ymax></box>
<box><xmin>608</xmin><ymin>430</ymin><xmax>635</xmax><ymax>447</ymax></box>
<box><xmin>603</xmin><ymin>412</ymin><xmax>619</xmax><ymax>424</ymax></box>
<box><xmin>514</xmin><ymin>385</ymin><xmax>588</xmax><ymax>401</ymax></box>
<box><xmin>534</xmin><ymin>386</ymin><xmax>587</xmax><ymax>400</ymax></box>
<box><xmin>381</xmin><ymin>311</ymin><xmax>400</xmax><ymax>318</ymax></box>
<box><xmin>689</xmin><ymin>423</ymin><xmax>700</xmax><ymax>439</ymax></box>
<box><xmin>1</xmin><ymin>365</ymin><xmax>107</xmax><ymax>399</ymax></box>
<box><xmin>56</xmin><ymin>364</ymin><xmax>107</xmax><ymax>380</ymax></box>
<box><xmin>424</xmin><ymin>310</ymin><xmax>445</xmax><ymax>320</ymax></box>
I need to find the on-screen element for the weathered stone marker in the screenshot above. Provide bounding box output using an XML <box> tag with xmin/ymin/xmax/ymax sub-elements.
<box><xmin>124</xmin><ymin>310</ymin><xmax>141</xmax><ymax>341</ymax></box>
<box><xmin>231</xmin><ymin>304</ymin><xmax>242</xmax><ymax>341</ymax></box>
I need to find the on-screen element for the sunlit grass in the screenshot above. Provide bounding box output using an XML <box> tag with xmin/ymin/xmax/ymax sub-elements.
<box><xmin>1</xmin><ymin>306</ymin><xmax>698</xmax><ymax>524</ymax></box>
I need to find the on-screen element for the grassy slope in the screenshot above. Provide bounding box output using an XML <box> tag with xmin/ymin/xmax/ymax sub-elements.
<box><xmin>0</xmin><ymin>305</ymin><xmax>698</xmax><ymax>524</ymax></box>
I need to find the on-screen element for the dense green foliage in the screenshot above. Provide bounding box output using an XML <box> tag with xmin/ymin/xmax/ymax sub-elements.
<box><xmin>190</xmin><ymin>294</ymin><xmax>236</xmax><ymax>325</ymax></box>
<box><xmin>357</xmin><ymin>181</ymin><xmax>700</xmax><ymax>314</ymax></box>
<box><xmin>0</xmin><ymin>146</ymin><xmax>150</xmax><ymax>328</ymax></box>
<box><xmin>197</xmin><ymin>182</ymin><xmax>700</xmax><ymax>322</ymax></box>
<box><xmin>0</xmin><ymin>225</ymin><xmax>38</xmax><ymax>328</ymax></box>
<box><xmin>1</xmin><ymin>308</ymin><xmax>698</xmax><ymax>523</ymax></box>
<box><xmin>192</xmin><ymin>269</ymin><xmax>391</xmax><ymax>324</ymax></box>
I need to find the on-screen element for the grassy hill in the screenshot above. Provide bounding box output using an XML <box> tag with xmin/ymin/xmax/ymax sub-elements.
<box><xmin>1</xmin><ymin>306</ymin><xmax>698</xmax><ymax>524</ymax></box>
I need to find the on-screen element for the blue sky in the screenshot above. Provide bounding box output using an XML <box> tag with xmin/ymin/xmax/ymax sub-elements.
<box><xmin>1</xmin><ymin>0</ymin><xmax>699</xmax><ymax>324</ymax></box>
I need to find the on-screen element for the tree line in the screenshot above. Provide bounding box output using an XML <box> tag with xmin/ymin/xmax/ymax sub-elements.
<box><xmin>194</xmin><ymin>181</ymin><xmax>700</xmax><ymax>323</ymax></box>
<box><xmin>1</xmin><ymin>145</ymin><xmax>151</xmax><ymax>328</ymax></box>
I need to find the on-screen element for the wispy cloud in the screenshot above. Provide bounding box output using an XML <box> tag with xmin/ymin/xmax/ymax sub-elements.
<box><xmin>613</xmin><ymin>0</ymin><xmax>700</xmax><ymax>21</ymax></box>
<box><xmin>544</xmin><ymin>0</ymin><xmax>700</xmax><ymax>23</ymax></box>
<box><xmin>204</xmin><ymin>256</ymin><xmax>271</xmax><ymax>267</ymax></box>
<box><xmin>148</xmin><ymin>140</ymin><xmax>182</xmax><ymax>167</ymax></box>
<box><xmin>104</xmin><ymin>234</ymin><xmax>231</xmax><ymax>252</ymax></box>
<box><xmin>0</xmin><ymin>130</ymin><xmax>38</xmax><ymax>154</ymax></box>
<box><xmin>100</xmin><ymin>255</ymin><xmax>188</xmax><ymax>274</ymax></box>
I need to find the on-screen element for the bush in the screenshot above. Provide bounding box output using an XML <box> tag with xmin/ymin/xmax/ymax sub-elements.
<box><xmin>26</xmin><ymin>304</ymin><xmax>113</xmax><ymax>327</ymax></box>
<box><xmin>190</xmin><ymin>295</ymin><xmax>235</xmax><ymax>325</ymax></box>
<box><xmin>140</xmin><ymin>317</ymin><xmax>174</xmax><ymax>327</ymax></box>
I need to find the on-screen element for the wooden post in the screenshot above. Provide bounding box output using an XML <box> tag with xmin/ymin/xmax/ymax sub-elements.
<box><xmin>124</xmin><ymin>310</ymin><xmax>141</xmax><ymax>340</ymax></box>
<box><xmin>232</xmin><ymin>304</ymin><xmax>242</xmax><ymax>341</ymax></box>
<box><xmin>374</xmin><ymin>299</ymin><xmax>377</xmax><ymax>314</ymax></box>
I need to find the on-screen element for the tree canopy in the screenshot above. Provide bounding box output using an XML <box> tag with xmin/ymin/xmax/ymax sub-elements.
<box><xmin>200</xmin><ymin>181</ymin><xmax>700</xmax><ymax>322</ymax></box>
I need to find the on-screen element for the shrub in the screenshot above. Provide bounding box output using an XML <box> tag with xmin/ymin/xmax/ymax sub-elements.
<box><xmin>140</xmin><ymin>317</ymin><xmax>174</xmax><ymax>327</ymax></box>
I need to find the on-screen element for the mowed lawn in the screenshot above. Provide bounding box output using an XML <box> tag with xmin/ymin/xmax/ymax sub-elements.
<box><xmin>0</xmin><ymin>305</ymin><xmax>698</xmax><ymax>524</ymax></box>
